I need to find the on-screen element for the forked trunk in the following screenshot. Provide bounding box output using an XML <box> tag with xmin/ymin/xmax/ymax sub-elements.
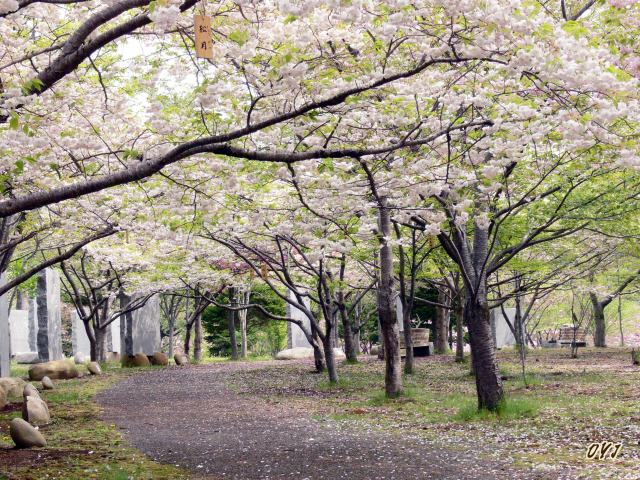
<box><xmin>465</xmin><ymin>297</ymin><xmax>504</xmax><ymax>411</ymax></box>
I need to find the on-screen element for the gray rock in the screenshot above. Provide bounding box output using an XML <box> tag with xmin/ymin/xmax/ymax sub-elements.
<box><xmin>15</xmin><ymin>352</ymin><xmax>40</xmax><ymax>364</ymax></box>
<box><xmin>41</xmin><ymin>376</ymin><xmax>55</xmax><ymax>390</ymax></box>
<box><xmin>10</xmin><ymin>418</ymin><xmax>46</xmax><ymax>448</ymax></box>
<box><xmin>0</xmin><ymin>377</ymin><xmax>27</xmax><ymax>398</ymax></box>
<box><xmin>73</xmin><ymin>352</ymin><xmax>88</xmax><ymax>365</ymax></box>
<box><xmin>174</xmin><ymin>353</ymin><xmax>188</xmax><ymax>366</ymax></box>
<box><xmin>22</xmin><ymin>395</ymin><xmax>50</xmax><ymax>425</ymax></box>
<box><xmin>29</xmin><ymin>359</ymin><xmax>79</xmax><ymax>381</ymax></box>
<box><xmin>23</xmin><ymin>383</ymin><xmax>40</xmax><ymax>400</ymax></box>
<box><xmin>150</xmin><ymin>352</ymin><xmax>168</xmax><ymax>366</ymax></box>
<box><xmin>87</xmin><ymin>362</ymin><xmax>102</xmax><ymax>375</ymax></box>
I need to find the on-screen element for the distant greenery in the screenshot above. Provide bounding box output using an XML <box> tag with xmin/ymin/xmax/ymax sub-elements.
<box><xmin>202</xmin><ymin>284</ymin><xmax>287</xmax><ymax>357</ymax></box>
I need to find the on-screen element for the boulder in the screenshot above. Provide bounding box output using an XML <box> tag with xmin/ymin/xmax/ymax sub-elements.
<box><xmin>23</xmin><ymin>384</ymin><xmax>40</xmax><ymax>400</ymax></box>
<box><xmin>15</xmin><ymin>352</ymin><xmax>40</xmax><ymax>364</ymax></box>
<box><xmin>133</xmin><ymin>353</ymin><xmax>151</xmax><ymax>367</ymax></box>
<box><xmin>275</xmin><ymin>347</ymin><xmax>346</xmax><ymax>360</ymax></box>
<box><xmin>29</xmin><ymin>360</ymin><xmax>79</xmax><ymax>381</ymax></box>
<box><xmin>370</xmin><ymin>345</ymin><xmax>380</xmax><ymax>356</ymax></box>
<box><xmin>87</xmin><ymin>362</ymin><xmax>102</xmax><ymax>375</ymax></box>
<box><xmin>174</xmin><ymin>353</ymin><xmax>189</xmax><ymax>366</ymax></box>
<box><xmin>0</xmin><ymin>387</ymin><xmax>6</xmax><ymax>410</ymax></box>
<box><xmin>106</xmin><ymin>352</ymin><xmax>120</xmax><ymax>363</ymax></box>
<box><xmin>22</xmin><ymin>395</ymin><xmax>50</xmax><ymax>425</ymax></box>
<box><xmin>41</xmin><ymin>376</ymin><xmax>55</xmax><ymax>390</ymax></box>
<box><xmin>0</xmin><ymin>377</ymin><xmax>27</xmax><ymax>399</ymax></box>
<box><xmin>9</xmin><ymin>418</ymin><xmax>46</xmax><ymax>448</ymax></box>
<box><xmin>150</xmin><ymin>352</ymin><xmax>168</xmax><ymax>366</ymax></box>
<box><xmin>73</xmin><ymin>352</ymin><xmax>88</xmax><ymax>365</ymax></box>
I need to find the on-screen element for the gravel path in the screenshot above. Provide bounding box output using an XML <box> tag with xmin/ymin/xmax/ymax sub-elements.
<box><xmin>97</xmin><ymin>361</ymin><xmax>550</xmax><ymax>480</ymax></box>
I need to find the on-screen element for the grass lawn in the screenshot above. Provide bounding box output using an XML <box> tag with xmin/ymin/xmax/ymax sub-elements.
<box><xmin>223</xmin><ymin>347</ymin><xmax>640</xmax><ymax>479</ymax></box>
<box><xmin>0</xmin><ymin>362</ymin><xmax>189</xmax><ymax>480</ymax></box>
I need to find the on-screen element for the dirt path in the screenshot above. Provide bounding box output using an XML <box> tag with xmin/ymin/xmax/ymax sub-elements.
<box><xmin>97</xmin><ymin>361</ymin><xmax>549</xmax><ymax>480</ymax></box>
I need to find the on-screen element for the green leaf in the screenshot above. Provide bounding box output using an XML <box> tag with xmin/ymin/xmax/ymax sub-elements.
<box><xmin>228</xmin><ymin>29</ymin><xmax>249</xmax><ymax>46</ymax></box>
<box><xmin>9</xmin><ymin>112</ymin><xmax>19</xmax><ymax>130</ymax></box>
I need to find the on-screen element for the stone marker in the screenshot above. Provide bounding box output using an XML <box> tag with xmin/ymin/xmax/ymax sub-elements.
<box><xmin>29</xmin><ymin>360</ymin><xmax>78</xmax><ymax>381</ymax></box>
<box><xmin>174</xmin><ymin>353</ymin><xmax>188</xmax><ymax>366</ymax></box>
<box><xmin>120</xmin><ymin>294</ymin><xmax>161</xmax><ymax>357</ymax></box>
<box><xmin>286</xmin><ymin>290</ymin><xmax>312</xmax><ymax>349</ymax></box>
<box><xmin>28</xmin><ymin>298</ymin><xmax>37</xmax><ymax>352</ymax></box>
<box><xmin>22</xmin><ymin>395</ymin><xmax>50</xmax><ymax>425</ymax></box>
<box><xmin>74</xmin><ymin>352</ymin><xmax>88</xmax><ymax>364</ymax></box>
<box><xmin>490</xmin><ymin>308</ymin><xmax>517</xmax><ymax>348</ymax></box>
<box><xmin>0</xmin><ymin>387</ymin><xmax>6</xmax><ymax>409</ymax></box>
<box><xmin>23</xmin><ymin>383</ymin><xmax>40</xmax><ymax>400</ymax></box>
<box><xmin>0</xmin><ymin>377</ymin><xmax>27</xmax><ymax>398</ymax></box>
<box><xmin>150</xmin><ymin>352</ymin><xmax>168</xmax><ymax>366</ymax></box>
<box><xmin>36</xmin><ymin>269</ymin><xmax>63</xmax><ymax>362</ymax></box>
<box><xmin>15</xmin><ymin>352</ymin><xmax>39</xmax><ymax>364</ymax></box>
<box><xmin>9</xmin><ymin>309</ymin><xmax>30</xmax><ymax>356</ymax></box>
<box><xmin>71</xmin><ymin>311</ymin><xmax>92</xmax><ymax>360</ymax></box>
<box><xmin>87</xmin><ymin>362</ymin><xmax>102</xmax><ymax>375</ymax></box>
<box><xmin>41</xmin><ymin>376</ymin><xmax>55</xmax><ymax>390</ymax></box>
<box><xmin>10</xmin><ymin>418</ymin><xmax>46</xmax><ymax>448</ymax></box>
<box><xmin>275</xmin><ymin>347</ymin><xmax>346</xmax><ymax>360</ymax></box>
<box><xmin>0</xmin><ymin>274</ymin><xmax>10</xmax><ymax>377</ymax></box>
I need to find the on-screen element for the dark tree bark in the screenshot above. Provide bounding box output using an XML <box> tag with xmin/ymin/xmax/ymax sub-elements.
<box><xmin>434</xmin><ymin>287</ymin><xmax>451</xmax><ymax>354</ymax></box>
<box><xmin>455</xmin><ymin>291</ymin><xmax>465</xmax><ymax>362</ymax></box>
<box><xmin>184</xmin><ymin>322</ymin><xmax>192</xmax><ymax>357</ymax></box>
<box><xmin>465</xmin><ymin>296</ymin><xmax>504</xmax><ymax>410</ymax></box>
<box><xmin>377</xmin><ymin>197</ymin><xmax>402</xmax><ymax>397</ymax></box>
<box><xmin>194</xmin><ymin>311</ymin><xmax>202</xmax><ymax>362</ymax></box>
<box><xmin>311</xmin><ymin>322</ymin><xmax>326</xmax><ymax>373</ymax></box>
<box><xmin>590</xmin><ymin>292</ymin><xmax>606</xmax><ymax>347</ymax></box>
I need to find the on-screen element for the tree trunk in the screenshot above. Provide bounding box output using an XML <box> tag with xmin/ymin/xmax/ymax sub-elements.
<box><xmin>338</xmin><ymin>302</ymin><xmax>357</xmax><ymax>362</ymax></box>
<box><xmin>465</xmin><ymin>296</ymin><xmax>504</xmax><ymax>411</ymax></box>
<box><xmin>377</xmin><ymin>197</ymin><xmax>402</xmax><ymax>397</ymax></box>
<box><xmin>184</xmin><ymin>322</ymin><xmax>192</xmax><ymax>357</ymax></box>
<box><xmin>323</xmin><ymin>323</ymin><xmax>338</xmax><ymax>383</ymax></box>
<box><xmin>455</xmin><ymin>296</ymin><xmax>465</xmax><ymax>362</ymax></box>
<box><xmin>590</xmin><ymin>293</ymin><xmax>606</xmax><ymax>347</ymax></box>
<box><xmin>168</xmin><ymin>314</ymin><xmax>175</xmax><ymax>358</ymax></box>
<box><xmin>377</xmin><ymin>317</ymin><xmax>385</xmax><ymax>360</ymax></box>
<box><xmin>92</xmin><ymin>325</ymin><xmax>108</xmax><ymax>363</ymax></box>
<box><xmin>194</xmin><ymin>312</ymin><xmax>202</xmax><ymax>362</ymax></box>
<box><xmin>239</xmin><ymin>312</ymin><xmax>247</xmax><ymax>359</ymax></box>
<box><xmin>434</xmin><ymin>288</ymin><xmax>450</xmax><ymax>354</ymax></box>
<box><xmin>402</xmin><ymin>304</ymin><xmax>414</xmax><ymax>374</ymax></box>
<box><xmin>311</xmin><ymin>322</ymin><xmax>325</xmax><ymax>372</ymax></box>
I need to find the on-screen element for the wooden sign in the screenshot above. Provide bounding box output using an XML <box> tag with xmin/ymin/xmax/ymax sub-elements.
<box><xmin>194</xmin><ymin>14</ymin><xmax>213</xmax><ymax>59</ymax></box>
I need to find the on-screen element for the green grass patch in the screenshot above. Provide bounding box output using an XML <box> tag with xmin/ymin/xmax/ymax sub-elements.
<box><xmin>455</xmin><ymin>396</ymin><xmax>541</xmax><ymax>422</ymax></box>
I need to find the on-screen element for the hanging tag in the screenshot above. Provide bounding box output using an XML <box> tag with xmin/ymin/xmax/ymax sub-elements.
<box><xmin>260</xmin><ymin>263</ymin><xmax>268</xmax><ymax>280</ymax></box>
<box><xmin>194</xmin><ymin>14</ymin><xmax>213</xmax><ymax>59</ymax></box>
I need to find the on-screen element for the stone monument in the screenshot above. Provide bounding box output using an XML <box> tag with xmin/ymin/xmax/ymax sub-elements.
<box><xmin>120</xmin><ymin>294</ymin><xmax>161</xmax><ymax>356</ymax></box>
<box><xmin>490</xmin><ymin>307</ymin><xmax>517</xmax><ymax>349</ymax></box>
<box><xmin>35</xmin><ymin>268</ymin><xmax>63</xmax><ymax>362</ymax></box>
<box><xmin>8</xmin><ymin>310</ymin><xmax>29</xmax><ymax>355</ymax></box>
<box><xmin>286</xmin><ymin>290</ymin><xmax>312</xmax><ymax>349</ymax></box>
<box><xmin>0</xmin><ymin>274</ymin><xmax>9</xmax><ymax>377</ymax></box>
<box><xmin>27</xmin><ymin>299</ymin><xmax>37</xmax><ymax>352</ymax></box>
